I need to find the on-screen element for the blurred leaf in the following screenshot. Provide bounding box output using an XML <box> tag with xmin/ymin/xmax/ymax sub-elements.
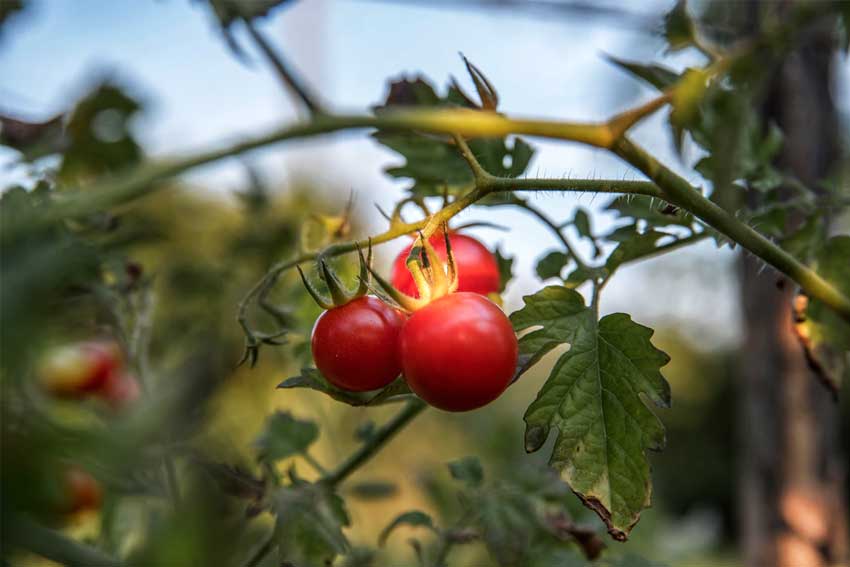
<box><xmin>60</xmin><ymin>83</ymin><xmax>144</xmax><ymax>181</ymax></box>
<box><xmin>378</xmin><ymin>510</ymin><xmax>437</xmax><ymax>546</ymax></box>
<box><xmin>606</xmin><ymin>56</ymin><xmax>680</xmax><ymax>91</ymax></box>
<box><xmin>780</xmin><ymin>214</ymin><xmax>823</xmax><ymax>262</ymax></box>
<box><xmin>663</xmin><ymin>0</ymin><xmax>696</xmax><ymax>52</ymax></box>
<box><xmin>511</xmin><ymin>286</ymin><xmax>670</xmax><ymax>540</ymax></box>
<box><xmin>273</xmin><ymin>482</ymin><xmax>350</xmax><ymax>565</ymax></box>
<box><xmin>0</xmin><ymin>114</ymin><xmax>65</xmax><ymax>161</ymax></box>
<box><xmin>255</xmin><ymin>411</ymin><xmax>318</xmax><ymax>462</ymax></box>
<box><xmin>448</xmin><ymin>456</ymin><xmax>484</xmax><ymax>487</ymax></box>
<box><xmin>203</xmin><ymin>0</ymin><xmax>293</xmax><ymax>27</ymax></box>
<box><xmin>573</xmin><ymin>208</ymin><xmax>593</xmax><ymax>240</ymax></box>
<box><xmin>373</xmin><ymin>76</ymin><xmax>534</xmax><ymax>196</ymax></box>
<box><xmin>795</xmin><ymin>236</ymin><xmax>850</xmax><ymax>392</ymax></box>
<box><xmin>535</xmin><ymin>250</ymin><xmax>570</xmax><ymax>281</ymax></box>
<box><xmin>669</xmin><ymin>68</ymin><xmax>709</xmax><ymax>153</ymax></box>
<box><xmin>494</xmin><ymin>246</ymin><xmax>514</xmax><ymax>293</ymax></box>
<box><xmin>348</xmin><ymin>480</ymin><xmax>398</xmax><ymax>501</ymax></box>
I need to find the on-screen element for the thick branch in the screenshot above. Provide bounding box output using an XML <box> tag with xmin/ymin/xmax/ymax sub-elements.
<box><xmin>613</xmin><ymin>136</ymin><xmax>850</xmax><ymax>321</ymax></box>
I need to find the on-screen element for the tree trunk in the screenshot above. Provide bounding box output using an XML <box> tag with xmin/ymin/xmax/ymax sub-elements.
<box><xmin>738</xmin><ymin>9</ymin><xmax>848</xmax><ymax>567</ymax></box>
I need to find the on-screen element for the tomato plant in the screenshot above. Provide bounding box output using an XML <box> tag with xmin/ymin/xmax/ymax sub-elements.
<box><xmin>3</xmin><ymin>1</ymin><xmax>850</xmax><ymax>567</ymax></box>
<box><xmin>400</xmin><ymin>292</ymin><xmax>517</xmax><ymax>411</ymax></box>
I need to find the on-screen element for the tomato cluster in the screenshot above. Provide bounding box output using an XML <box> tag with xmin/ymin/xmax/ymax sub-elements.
<box><xmin>308</xmin><ymin>232</ymin><xmax>517</xmax><ymax>412</ymax></box>
<box><xmin>39</xmin><ymin>340</ymin><xmax>140</xmax><ymax>410</ymax></box>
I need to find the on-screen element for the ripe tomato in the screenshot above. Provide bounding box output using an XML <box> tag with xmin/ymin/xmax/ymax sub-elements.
<box><xmin>312</xmin><ymin>296</ymin><xmax>406</xmax><ymax>391</ymax></box>
<box><xmin>62</xmin><ymin>467</ymin><xmax>102</xmax><ymax>514</ymax></box>
<box><xmin>40</xmin><ymin>342</ymin><xmax>122</xmax><ymax>397</ymax></box>
<box><xmin>391</xmin><ymin>233</ymin><xmax>500</xmax><ymax>297</ymax></box>
<box><xmin>400</xmin><ymin>292</ymin><xmax>517</xmax><ymax>411</ymax></box>
<box><xmin>99</xmin><ymin>372</ymin><xmax>141</xmax><ymax>410</ymax></box>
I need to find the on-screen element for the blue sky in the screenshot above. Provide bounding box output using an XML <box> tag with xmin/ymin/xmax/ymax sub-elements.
<box><xmin>2</xmin><ymin>0</ymin><xmax>790</xmax><ymax>347</ymax></box>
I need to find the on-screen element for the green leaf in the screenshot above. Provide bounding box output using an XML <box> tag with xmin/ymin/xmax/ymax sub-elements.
<box><xmin>796</xmin><ymin>236</ymin><xmax>850</xmax><ymax>392</ymax></box>
<box><xmin>278</xmin><ymin>368</ymin><xmax>412</xmax><ymax>407</ymax></box>
<box><xmin>511</xmin><ymin>286</ymin><xmax>671</xmax><ymax>540</ymax></box>
<box><xmin>373</xmin><ymin>76</ymin><xmax>534</xmax><ymax>196</ymax></box>
<box><xmin>605</xmin><ymin>195</ymin><xmax>694</xmax><ymax>229</ymax></box>
<box><xmin>60</xmin><ymin>83</ymin><xmax>144</xmax><ymax>182</ymax></box>
<box><xmin>606</xmin><ymin>56</ymin><xmax>681</xmax><ymax>91</ymax></box>
<box><xmin>448</xmin><ymin>456</ymin><xmax>484</xmax><ymax>487</ymax></box>
<box><xmin>378</xmin><ymin>511</ymin><xmax>437</xmax><ymax>546</ymax></box>
<box><xmin>605</xmin><ymin>230</ymin><xmax>667</xmax><ymax>273</ymax></box>
<box><xmin>663</xmin><ymin>0</ymin><xmax>696</xmax><ymax>52</ymax></box>
<box><xmin>273</xmin><ymin>483</ymin><xmax>350</xmax><ymax>565</ymax></box>
<box><xmin>255</xmin><ymin>411</ymin><xmax>318</xmax><ymax>462</ymax></box>
<box><xmin>536</xmin><ymin>250</ymin><xmax>570</xmax><ymax>281</ymax></box>
<box><xmin>494</xmin><ymin>246</ymin><xmax>514</xmax><ymax>293</ymax></box>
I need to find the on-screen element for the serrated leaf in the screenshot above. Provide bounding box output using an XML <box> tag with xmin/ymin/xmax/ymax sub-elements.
<box><xmin>448</xmin><ymin>456</ymin><xmax>484</xmax><ymax>487</ymax></box>
<box><xmin>536</xmin><ymin>250</ymin><xmax>570</xmax><ymax>281</ymax></box>
<box><xmin>255</xmin><ymin>411</ymin><xmax>318</xmax><ymax>462</ymax></box>
<box><xmin>606</xmin><ymin>56</ymin><xmax>680</xmax><ymax>91</ymax></box>
<box><xmin>273</xmin><ymin>483</ymin><xmax>350</xmax><ymax>565</ymax></box>
<box><xmin>373</xmin><ymin>75</ymin><xmax>534</xmax><ymax>197</ymax></box>
<box><xmin>796</xmin><ymin>236</ymin><xmax>850</xmax><ymax>392</ymax></box>
<box><xmin>511</xmin><ymin>286</ymin><xmax>671</xmax><ymax>540</ymax></box>
<box><xmin>663</xmin><ymin>0</ymin><xmax>695</xmax><ymax>52</ymax></box>
<box><xmin>494</xmin><ymin>246</ymin><xmax>514</xmax><ymax>293</ymax></box>
<box><xmin>378</xmin><ymin>511</ymin><xmax>437</xmax><ymax>546</ymax></box>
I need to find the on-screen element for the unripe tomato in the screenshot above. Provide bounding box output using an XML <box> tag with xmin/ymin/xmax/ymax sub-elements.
<box><xmin>62</xmin><ymin>467</ymin><xmax>102</xmax><ymax>514</ymax></box>
<box><xmin>39</xmin><ymin>342</ymin><xmax>122</xmax><ymax>397</ymax></box>
<box><xmin>99</xmin><ymin>372</ymin><xmax>141</xmax><ymax>410</ymax></box>
<box><xmin>312</xmin><ymin>296</ymin><xmax>406</xmax><ymax>391</ymax></box>
<box><xmin>391</xmin><ymin>233</ymin><xmax>500</xmax><ymax>298</ymax></box>
<box><xmin>400</xmin><ymin>292</ymin><xmax>517</xmax><ymax>411</ymax></box>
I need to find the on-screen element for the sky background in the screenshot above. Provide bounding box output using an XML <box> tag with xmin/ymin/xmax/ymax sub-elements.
<box><xmin>6</xmin><ymin>0</ymin><xmax>844</xmax><ymax>348</ymax></box>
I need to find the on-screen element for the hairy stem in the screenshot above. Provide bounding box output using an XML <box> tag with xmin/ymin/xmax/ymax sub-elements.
<box><xmin>613</xmin><ymin>136</ymin><xmax>850</xmax><ymax>321</ymax></box>
<box><xmin>321</xmin><ymin>399</ymin><xmax>427</xmax><ymax>487</ymax></box>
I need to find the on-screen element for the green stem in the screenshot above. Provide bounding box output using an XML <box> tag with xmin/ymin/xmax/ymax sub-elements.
<box><xmin>241</xmin><ymin>17</ymin><xmax>324</xmax><ymax>115</ymax></box>
<box><xmin>9</xmin><ymin>517</ymin><xmax>122</xmax><ymax>567</ymax></box>
<box><xmin>52</xmin><ymin>110</ymin><xmax>611</xmax><ymax>222</ymax></box>
<box><xmin>321</xmin><ymin>399</ymin><xmax>427</xmax><ymax>487</ymax></box>
<box><xmin>613</xmin><ymin>136</ymin><xmax>850</xmax><ymax>321</ymax></box>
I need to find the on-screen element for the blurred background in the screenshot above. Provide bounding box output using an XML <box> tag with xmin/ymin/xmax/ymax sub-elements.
<box><xmin>1</xmin><ymin>1</ymin><xmax>849</xmax><ymax>566</ymax></box>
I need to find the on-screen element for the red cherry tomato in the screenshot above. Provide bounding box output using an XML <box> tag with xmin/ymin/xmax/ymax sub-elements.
<box><xmin>391</xmin><ymin>233</ymin><xmax>500</xmax><ymax>298</ymax></box>
<box><xmin>40</xmin><ymin>342</ymin><xmax>122</xmax><ymax>397</ymax></box>
<box><xmin>99</xmin><ymin>372</ymin><xmax>141</xmax><ymax>410</ymax></box>
<box><xmin>312</xmin><ymin>296</ymin><xmax>406</xmax><ymax>392</ymax></box>
<box><xmin>62</xmin><ymin>467</ymin><xmax>102</xmax><ymax>514</ymax></box>
<box><xmin>400</xmin><ymin>292</ymin><xmax>517</xmax><ymax>411</ymax></box>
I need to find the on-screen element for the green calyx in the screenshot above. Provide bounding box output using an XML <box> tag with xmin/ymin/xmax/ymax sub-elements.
<box><xmin>367</xmin><ymin>226</ymin><xmax>458</xmax><ymax>313</ymax></box>
<box><xmin>297</xmin><ymin>242</ymin><xmax>373</xmax><ymax>310</ymax></box>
